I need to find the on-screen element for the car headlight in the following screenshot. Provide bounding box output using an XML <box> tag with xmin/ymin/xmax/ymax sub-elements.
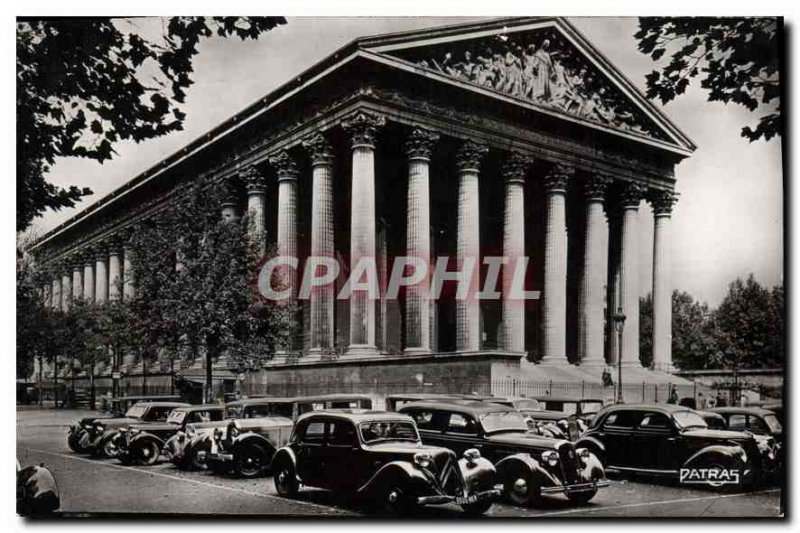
<box><xmin>462</xmin><ymin>448</ymin><xmax>481</xmax><ymax>467</ymax></box>
<box><xmin>119</xmin><ymin>427</ymin><xmax>128</xmax><ymax>434</ymax></box>
<box><xmin>213</xmin><ymin>428</ymin><xmax>223</xmax><ymax>441</ymax></box>
<box><xmin>413</xmin><ymin>452</ymin><xmax>433</xmax><ymax>469</ymax></box>
<box><xmin>541</xmin><ymin>450</ymin><xmax>559</xmax><ymax>467</ymax></box>
<box><xmin>130</xmin><ymin>428</ymin><xmax>140</xmax><ymax>436</ymax></box>
<box><xmin>186</xmin><ymin>426</ymin><xmax>196</xmax><ymax>437</ymax></box>
<box><xmin>177</xmin><ymin>432</ymin><xmax>186</xmax><ymax>442</ymax></box>
<box><xmin>230</xmin><ymin>424</ymin><xmax>240</xmax><ymax>439</ymax></box>
<box><xmin>577</xmin><ymin>448</ymin><xmax>591</xmax><ymax>464</ymax></box>
<box><xmin>94</xmin><ymin>423</ymin><xmax>104</xmax><ymax>432</ymax></box>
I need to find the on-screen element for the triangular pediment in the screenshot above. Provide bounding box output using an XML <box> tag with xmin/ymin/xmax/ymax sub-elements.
<box><xmin>360</xmin><ymin>18</ymin><xmax>694</xmax><ymax>152</ymax></box>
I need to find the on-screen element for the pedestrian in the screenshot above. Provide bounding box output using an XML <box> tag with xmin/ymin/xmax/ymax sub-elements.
<box><xmin>716</xmin><ymin>391</ymin><xmax>727</xmax><ymax>407</ymax></box>
<box><xmin>667</xmin><ymin>385</ymin><xmax>679</xmax><ymax>404</ymax></box>
<box><xmin>602</xmin><ymin>366</ymin><xmax>614</xmax><ymax>387</ymax></box>
<box><xmin>698</xmin><ymin>392</ymin><xmax>707</xmax><ymax>409</ymax></box>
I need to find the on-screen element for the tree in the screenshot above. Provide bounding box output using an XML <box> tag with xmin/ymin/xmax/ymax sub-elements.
<box><xmin>127</xmin><ymin>175</ymin><xmax>295</xmax><ymax>402</ymax></box>
<box><xmin>635</xmin><ymin>17</ymin><xmax>781</xmax><ymax>142</ymax></box>
<box><xmin>16</xmin><ymin>16</ymin><xmax>286</xmax><ymax>231</ymax></box>
<box><xmin>639</xmin><ymin>294</ymin><xmax>653</xmax><ymax>368</ymax></box>
<box><xmin>713</xmin><ymin>274</ymin><xmax>783</xmax><ymax>370</ymax></box>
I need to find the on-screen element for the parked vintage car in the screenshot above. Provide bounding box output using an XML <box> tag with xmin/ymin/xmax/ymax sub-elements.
<box><xmin>16</xmin><ymin>460</ymin><xmax>60</xmax><ymax>516</ymax></box>
<box><xmin>534</xmin><ymin>396</ymin><xmax>606</xmax><ymax>423</ymax></box>
<box><xmin>576</xmin><ymin>404</ymin><xmax>771</xmax><ymax>490</ymax></box>
<box><xmin>112</xmin><ymin>405</ymin><xmax>226</xmax><ymax>466</ymax></box>
<box><xmin>398</xmin><ymin>401</ymin><xmax>608</xmax><ymax>506</ymax></box>
<box><xmin>710</xmin><ymin>407</ymin><xmax>783</xmax><ymax>444</ymax></box>
<box><xmin>204</xmin><ymin>395</ymin><xmax>372</xmax><ymax>477</ymax></box>
<box><xmin>80</xmin><ymin>401</ymin><xmax>189</xmax><ymax>458</ymax></box>
<box><xmin>165</xmin><ymin>400</ymin><xmax>249</xmax><ymax>470</ymax></box>
<box><xmin>385</xmin><ymin>394</ymin><xmax>462</xmax><ymax>412</ymax></box>
<box><xmin>271</xmin><ymin>411</ymin><xmax>500</xmax><ymax>515</ymax></box>
<box><xmin>695</xmin><ymin>410</ymin><xmax>727</xmax><ymax>430</ymax></box>
<box><xmin>66</xmin><ymin>395</ymin><xmax>184</xmax><ymax>454</ymax></box>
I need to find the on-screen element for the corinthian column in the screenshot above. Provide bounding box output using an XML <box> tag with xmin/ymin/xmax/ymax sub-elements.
<box><xmin>342</xmin><ymin>112</ymin><xmax>385</xmax><ymax>356</ymax></box>
<box><xmin>651</xmin><ymin>189</ymin><xmax>677</xmax><ymax>371</ymax></box>
<box><xmin>540</xmin><ymin>163</ymin><xmax>573</xmax><ymax>365</ymax></box>
<box><xmin>82</xmin><ymin>251</ymin><xmax>95</xmax><ymax>302</ymax></box>
<box><xmin>270</xmin><ymin>151</ymin><xmax>299</xmax><ymax>299</ymax></box>
<box><xmin>619</xmin><ymin>182</ymin><xmax>645</xmax><ymax>367</ymax></box>
<box><xmin>404</xmin><ymin>128</ymin><xmax>439</xmax><ymax>354</ymax></box>
<box><xmin>220</xmin><ymin>177</ymin><xmax>239</xmax><ymax>221</ymax></box>
<box><xmin>51</xmin><ymin>276</ymin><xmax>62</xmax><ymax>311</ymax></box>
<box><xmin>455</xmin><ymin>140</ymin><xmax>488</xmax><ymax>353</ymax></box>
<box><xmin>95</xmin><ymin>246</ymin><xmax>109</xmax><ymax>304</ymax></box>
<box><xmin>61</xmin><ymin>265</ymin><xmax>72</xmax><ymax>311</ymax></box>
<box><xmin>72</xmin><ymin>260</ymin><xmax>83</xmax><ymax>301</ymax></box>
<box><xmin>501</xmin><ymin>152</ymin><xmax>531</xmax><ymax>353</ymax></box>
<box><xmin>303</xmin><ymin>133</ymin><xmax>335</xmax><ymax>354</ymax></box>
<box><xmin>243</xmin><ymin>166</ymin><xmax>267</xmax><ymax>257</ymax></box>
<box><xmin>108</xmin><ymin>239</ymin><xmax>122</xmax><ymax>301</ymax></box>
<box><xmin>122</xmin><ymin>244</ymin><xmax>135</xmax><ymax>301</ymax></box>
<box><xmin>579</xmin><ymin>173</ymin><xmax>611</xmax><ymax>365</ymax></box>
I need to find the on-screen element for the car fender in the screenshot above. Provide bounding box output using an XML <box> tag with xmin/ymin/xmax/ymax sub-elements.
<box><xmin>270</xmin><ymin>447</ymin><xmax>298</xmax><ymax>479</ymax></box>
<box><xmin>574</xmin><ymin>448</ymin><xmax>605</xmax><ymax>481</ymax></box>
<box><xmin>95</xmin><ymin>429</ymin><xmax>120</xmax><ymax>450</ymax></box>
<box><xmin>458</xmin><ymin>456</ymin><xmax>497</xmax><ymax>491</ymax></box>
<box><xmin>495</xmin><ymin>453</ymin><xmax>561</xmax><ymax>488</ymax></box>
<box><xmin>574</xmin><ymin>435</ymin><xmax>606</xmax><ymax>459</ymax></box>
<box><xmin>130</xmin><ymin>432</ymin><xmax>166</xmax><ymax>450</ymax></box>
<box><xmin>17</xmin><ymin>465</ymin><xmax>60</xmax><ymax>516</ymax></box>
<box><xmin>232</xmin><ymin>433</ymin><xmax>278</xmax><ymax>459</ymax></box>
<box><xmin>357</xmin><ymin>461</ymin><xmax>430</xmax><ymax>496</ymax></box>
<box><xmin>683</xmin><ymin>444</ymin><xmax>748</xmax><ymax>470</ymax></box>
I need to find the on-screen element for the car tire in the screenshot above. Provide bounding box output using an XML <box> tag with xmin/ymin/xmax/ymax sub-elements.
<box><xmin>102</xmin><ymin>437</ymin><xmax>120</xmax><ymax>459</ymax></box>
<box><xmin>190</xmin><ymin>441</ymin><xmax>211</xmax><ymax>471</ymax></box>
<box><xmin>504</xmin><ymin>470</ymin><xmax>543</xmax><ymax>507</ymax></box>
<box><xmin>134</xmin><ymin>441</ymin><xmax>161</xmax><ymax>466</ymax></box>
<box><xmin>460</xmin><ymin>499</ymin><xmax>493</xmax><ymax>516</ymax></box>
<box><xmin>383</xmin><ymin>484</ymin><xmax>415</xmax><ymax>515</ymax></box>
<box><xmin>567</xmin><ymin>488</ymin><xmax>597</xmax><ymax>506</ymax></box>
<box><xmin>274</xmin><ymin>465</ymin><xmax>299</xmax><ymax>498</ymax></box>
<box><xmin>705</xmin><ymin>462</ymin><xmax>742</xmax><ymax>493</ymax></box>
<box><xmin>235</xmin><ymin>444</ymin><xmax>268</xmax><ymax>478</ymax></box>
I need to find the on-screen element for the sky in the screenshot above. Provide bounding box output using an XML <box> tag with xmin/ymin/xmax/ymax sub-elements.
<box><xmin>30</xmin><ymin>16</ymin><xmax>784</xmax><ymax>307</ymax></box>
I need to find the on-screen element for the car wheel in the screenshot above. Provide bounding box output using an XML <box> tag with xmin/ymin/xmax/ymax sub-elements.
<box><xmin>189</xmin><ymin>441</ymin><xmax>211</xmax><ymax>471</ymax></box>
<box><xmin>383</xmin><ymin>484</ymin><xmax>415</xmax><ymax>515</ymax></box>
<box><xmin>460</xmin><ymin>499</ymin><xmax>493</xmax><ymax>516</ymax></box>
<box><xmin>102</xmin><ymin>437</ymin><xmax>120</xmax><ymax>459</ymax></box>
<box><xmin>274</xmin><ymin>465</ymin><xmax>299</xmax><ymax>498</ymax></box>
<box><xmin>705</xmin><ymin>462</ymin><xmax>741</xmax><ymax>493</ymax></box>
<box><xmin>134</xmin><ymin>441</ymin><xmax>161</xmax><ymax>466</ymax></box>
<box><xmin>504</xmin><ymin>470</ymin><xmax>543</xmax><ymax>507</ymax></box>
<box><xmin>235</xmin><ymin>444</ymin><xmax>267</xmax><ymax>478</ymax></box>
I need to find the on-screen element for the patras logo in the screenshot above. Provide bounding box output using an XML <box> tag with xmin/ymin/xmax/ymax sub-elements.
<box><xmin>679</xmin><ymin>467</ymin><xmax>741</xmax><ymax>487</ymax></box>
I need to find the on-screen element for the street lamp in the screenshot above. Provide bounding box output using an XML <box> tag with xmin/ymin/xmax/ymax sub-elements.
<box><xmin>612</xmin><ymin>307</ymin><xmax>626</xmax><ymax>404</ymax></box>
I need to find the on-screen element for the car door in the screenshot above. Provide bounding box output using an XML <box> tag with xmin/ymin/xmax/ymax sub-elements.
<box><xmin>595</xmin><ymin>410</ymin><xmax>644</xmax><ymax>468</ymax></box>
<box><xmin>631</xmin><ymin>412</ymin><xmax>680</xmax><ymax>471</ymax></box>
<box><xmin>322</xmin><ymin>420</ymin><xmax>361</xmax><ymax>490</ymax></box>
<box><xmin>294</xmin><ymin>419</ymin><xmax>327</xmax><ymax>486</ymax></box>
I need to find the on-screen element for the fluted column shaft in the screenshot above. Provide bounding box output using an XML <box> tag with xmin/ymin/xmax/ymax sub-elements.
<box><xmin>51</xmin><ymin>277</ymin><xmax>62</xmax><ymax>311</ymax></box>
<box><xmin>619</xmin><ymin>183</ymin><xmax>645</xmax><ymax>366</ymax></box>
<box><xmin>501</xmin><ymin>153</ymin><xmax>531</xmax><ymax>353</ymax></box>
<box><xmin>541</xmin><ymin>164</ymin><xmax>572</xmax><ymax>364</ymax></box>
<box><xmin>108</xmin><ymin>248</ymin><xmax>122</xmax><ymax>301</ymax></box>
<box><xmin>579</xmin><ymin>174</ymin><xmax>611</xmax><ymax>365</ymax></box>
<box><xmin>652</xmin><ymin>190</ymin><xmax>676</xmax><ymax>371</ymax></box>
<box><xmin>83</xmin><ymin>257</ymin><xmax>95</xmax><ymax>302</ymax></box>
<box><xmin>61</xmin><ymin>271</ymin><xmax>72</xmax><ymax>311</ymax></box>
<box><xmin>303</xmin><ymin>134</ymin><xmax>335</xmax><ymax>353</ymax></box>
<box><xmin>343</xmin><ymin>112</ymin><xmax>384</xmax><ymax>356</ymax></box>
<box><xmin>404</xmin><ymin>129</ymin><xmax>439</xmax><ymax>353</ymax></box>
<box><xmin>72</xmin><ymin>264</ymin><xmax>83</xmax><ymax>301</ymax></box>
<box><xmin>271</xmin><ymin>151</ymin><xmax>299</xmax><ymax>300</ymax></box>
<box><xmin>455</xmin><ymin>141</ymin><xmax>488</xmax><ymax>352</ymax></box>
<box><xmin>122</xmin><ymin>247</ymin><xmax>135</xmax><ymax>301</ymax></box>
<box><xmin>243</xmin><ymin>166</ymin><xmax>267</xmax><ymax>257</ymax></box>
<box><xmin>95</xmin><ymin>252</ymin><xmax>109</xmax><ymax>304</ymax></box>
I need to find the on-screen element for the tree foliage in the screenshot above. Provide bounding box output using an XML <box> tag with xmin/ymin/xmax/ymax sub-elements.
<box><xmin>16</xmin><ymin>16</ymin><xmax>286</xmax><ymax>231</ymax></box>
<box><xmin>635</xmin><ymin>17</ymin><xmax>781</xmax><ymax>142</ymax></box>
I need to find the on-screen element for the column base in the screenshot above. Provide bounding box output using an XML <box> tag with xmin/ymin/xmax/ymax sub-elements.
<box><xmin>652</xmin><ymin>362</ymin><xmax>678</xmax><ymax>373</ymax></box>
<box><xmin>538</xmin><ymin>356</ymin><xmax>570</xmax><ymax>366</ymax></box>
<box><xmin>579</xmin><ymin>357</ymin><xmax>608</xmax><ymax>367</ymax></box>
<box><xmin>345</xmin><ymin>344</ymin><xmax>379</xmax><ymax>358</ymax></box>
<box><xmin>403</xmin><ymin>347</ymin><xmax>431</xmax><ymax>356</ymax></box>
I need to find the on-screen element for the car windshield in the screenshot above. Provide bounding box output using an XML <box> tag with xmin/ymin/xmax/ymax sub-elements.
<box><xmin>226</xmin><ymin>405</ymin><xmax>244</xmax><ymax>419</ymax></box>
<box><xmin>514</xmin><ymin>399</ymin><xmax>541</xmax><ymax>410</ymax></box>
<box><xmin>359</xmin><ymin>421</ymin><xmax>419</xmax><ymax>444</ymax></box>
<box><xmin>480</xmin><ymin>411</ymin><xmax>528</xmax><ymax>433</ymax></box>
<box><xmin>673</xmin><ymin>411</ymin><xmax>708</xmax><ymax>429</ymax></box>
<box><xmin>763</xmin><ymin>414</ymin><xmax>782</xmax><ymax>433</ymax></box>
<box><xmin>125</xmin><ymin>404</ymin><xmax>147</xmax><ymax>418</ymax></box>
<box><xmin>167</xmin><ymin>411</ymin><xmax>187</xmax><ymax>425</ymax></box>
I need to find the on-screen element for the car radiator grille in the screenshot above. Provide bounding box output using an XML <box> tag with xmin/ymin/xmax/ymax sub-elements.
<box><xmin>557</xmin><ymin>442</ymin><xmax>581</xmax><ymax>485</ymax></box>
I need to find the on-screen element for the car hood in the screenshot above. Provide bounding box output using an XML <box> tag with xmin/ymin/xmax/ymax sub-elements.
<box><xmin>365</xmin><ymin>441</ymin><xmax>448</xmax><ymax>455</ymax></box>
<box><xmin>684</xmin><ymin>428</ymin><xmax>754</xmax><ymax>441</ymax></box>
<box><xmin>232</xmin><ymin>416</ymin><xmax>294</xmax><ymax>430</ymax></box>
<box><xmin>187</xmin><ymin>419</ymin><xmax>230</xmax><ymax>431</ymax></box>
<box><xmin>129</xmin><ymin>422</ymin><xmax>181</xmax><ymax>433</ymax></box>
<box><xmin>487</xmin><ymin>431</ymin><xmax>565</xmax><ymax>449</ymax></box>
<box><xmin>94</xmin><ymin>417</ymin><xmax>141</xmax><ymax>429</ymax></box>
<box><xmin>79</xmin><ymin>414</ymin><xmax>119</xmax><ymax>425</ymax></box>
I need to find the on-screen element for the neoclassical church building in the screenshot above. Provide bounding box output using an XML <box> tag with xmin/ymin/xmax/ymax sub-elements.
<box><xmin>31</xmin><ymin>17</ymin><xmax>696</xmax><ymax>401</ymax></box>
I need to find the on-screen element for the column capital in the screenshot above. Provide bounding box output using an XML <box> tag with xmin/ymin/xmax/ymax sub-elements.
<box><xmin>405</xmin><ymin>128</ymin><xmax>440</xmax><ymax>160</ymax></box>
<box><xmin>584</xmin><ymin>173</ymin><xmax>612</xmax><ymax>201</ymax></box>
<box><xmin>619</xmin><ymin>181</ymin><xmax>647</xmax><ymax>208</ymax></box>
<box><xmin>341</xmin><ymin>111</ymin><xmax>386</xmax><ymax>148</ymax></box>
<box><xmin>93</xmin><ymin>244</ymin><xmax>109</xmax><ymax>262</ymax></box>
<box><xmin>501</xmin><ymin>151</ymin><xmax>532</xmax><ymax>184</ymax></box>
<box><xmin>543</xmin><ymin>163</ymin><xmax>574</xmax><ymax>192</ymax></box>
<box><xmin>302</xmin><ymin>133</ymin><xmax>334</xmax><ymax>165</ymax></box>
<box><xmin>455</xmin><ymin>140</ymin><xmax>488</xmax><ymax>172</ymax></box>
<box><xmin>107</xmin><ymin>234</ymin><xmax>125</xmax><ymax>255</ymax></box>
<box><xmin>79</xmin><ymin>248</ymin><xmax>94</xmax><ymax>267</ymax></box>
<box><xmin>242</xmin><ymin>165</ymin><xmax>267</xmax><ymax>194</ymax></box>
<box><xmin>649</xmin><ymin>188</ymin><xmax>678</xmax><ymax>216</ymax></box>
<box><xmin>269</xmin><ymin>151</ymin><xmax>299</xmax><ymax>182</ymax></box>
<box><xmin>70</xmin><ymin>256</ymin><xmax>83</xmax><ymax>271</ymax></box>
